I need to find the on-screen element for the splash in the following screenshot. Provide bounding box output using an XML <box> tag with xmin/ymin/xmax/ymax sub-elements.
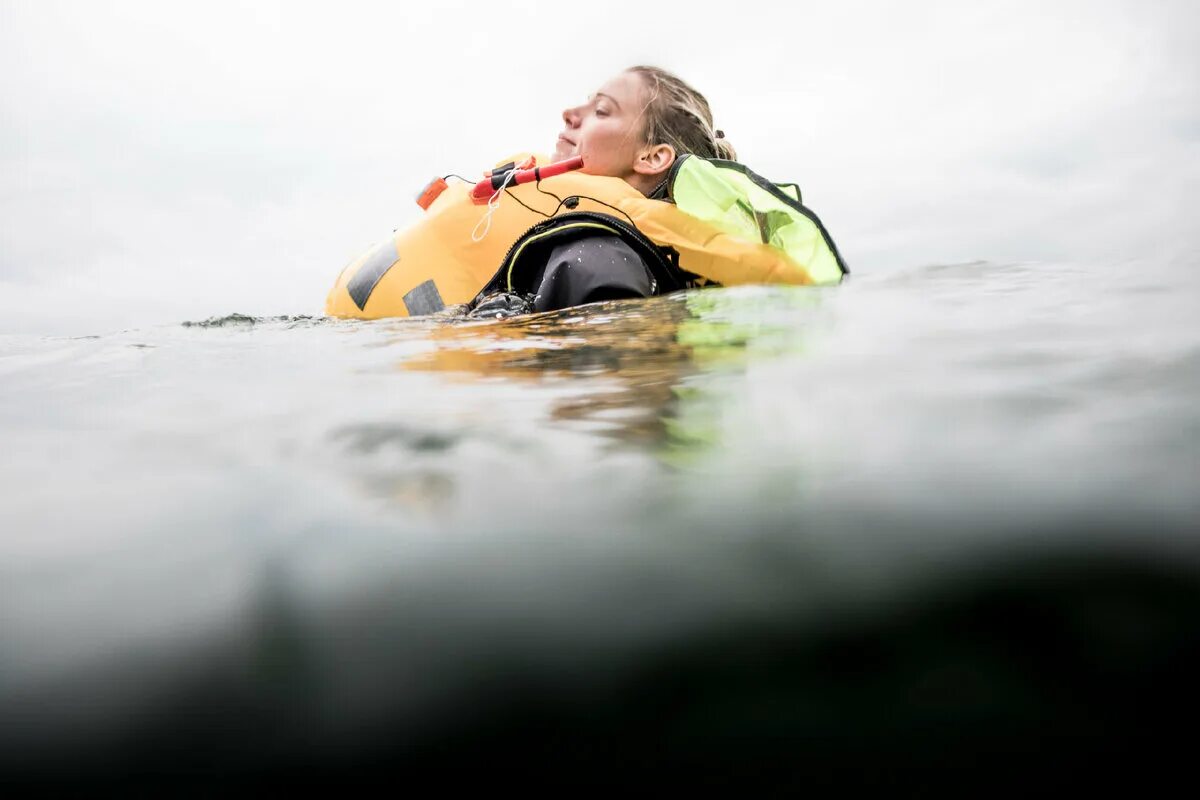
<box><xmin>181</xmin><ymin>313</ymin><xmax>322</xmax><ymax>328</ymax></box>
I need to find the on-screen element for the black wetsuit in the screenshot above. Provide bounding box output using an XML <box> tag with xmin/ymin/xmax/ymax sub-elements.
<box><xmin>467</xmin><ymin>210</ymin><xmax>686</xmax><ymax>319</ymax></box>
<box><xmin>529</xmin><ymin>234</ymin><xmax>654</xmax><ymax>312</ymax></box>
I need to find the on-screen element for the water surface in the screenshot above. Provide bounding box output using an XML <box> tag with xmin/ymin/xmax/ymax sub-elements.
<box><xmin>2</xmin><ymin>258</ymin><xmax>1198</xmax><ymax>787</ymax></box>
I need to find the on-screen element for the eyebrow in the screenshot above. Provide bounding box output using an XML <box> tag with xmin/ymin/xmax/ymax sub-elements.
<box><xmin>591</xmin><ymin>92</ymin><xmax>621</xmax><ymax>109</ymax></box>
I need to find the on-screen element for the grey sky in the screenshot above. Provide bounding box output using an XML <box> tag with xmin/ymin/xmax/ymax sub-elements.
<box><xmin>2</xmin><ymin>0</ymin><xmax>1197</xmax><ymax>334</ymax></box>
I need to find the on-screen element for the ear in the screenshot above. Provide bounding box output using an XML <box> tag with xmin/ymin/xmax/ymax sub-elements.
<box><xmin>633</xmin><ymin>143</ymin><xmax>676</xmax><ymax>177</ymax></box>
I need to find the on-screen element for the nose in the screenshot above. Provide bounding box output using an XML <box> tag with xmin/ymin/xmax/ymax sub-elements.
<box><xmin>562</xmin><ymin>105</ymin><xmax>582</xmax><ymax>129</ymax></box>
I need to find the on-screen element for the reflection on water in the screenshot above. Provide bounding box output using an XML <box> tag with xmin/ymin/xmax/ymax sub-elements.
<box><xmin>405</xmin><ymin>295</ymin><xmax>698</xmax><ymax>452</ymax></box>
<box><xmin>401</xmin><ymin>290</ymin><xmax>824</xmax><ymax>456</ymax></box>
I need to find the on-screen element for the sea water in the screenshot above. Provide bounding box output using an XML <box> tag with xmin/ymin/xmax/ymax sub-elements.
<box><xmin>2</xmin><ymin>258</ymin><xmax>1198</xmax><ymax>786</ymax></box>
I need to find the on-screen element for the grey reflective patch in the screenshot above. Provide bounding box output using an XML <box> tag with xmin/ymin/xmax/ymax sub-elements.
<box><xmin>347</xmin><ymin>241</ymin><xmax>399</xmax><ymax>311</ymax></box>
<box><xmin>403</xmin><ymin>280</ymin><xmax>445</xmax><ymax>316</ymax></box>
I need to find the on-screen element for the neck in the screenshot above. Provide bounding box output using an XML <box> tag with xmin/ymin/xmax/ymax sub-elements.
<box><xmin>625</xmin><ymin>170</ymin><xmax>665</xmax><ymax>197</ymax></box>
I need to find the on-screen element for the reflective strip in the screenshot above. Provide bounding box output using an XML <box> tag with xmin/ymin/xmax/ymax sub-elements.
<box><xmin>403</xmin><ymin>280</ymin><xmax>445</xmax><ymax>316</ymax></box>
<box><xmin>347</xmin><ymin>240</ymin><xmax>399</xmax><ymax>310</ymax></box>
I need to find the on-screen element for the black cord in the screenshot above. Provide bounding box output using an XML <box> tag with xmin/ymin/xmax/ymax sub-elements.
<box><xmin>564</xmin><ymin>194</ymin><xmax>638</xmax><ymax>228</ymax></box>
<box><xmin>534</xmin><ymin>178</ymin><xmax>563</xmax><ymax>206</ymax></box>
<box><xmin>501</xmin><ymin>178</ymin><xmax>567</xmax><ymax>218</ymax></box>
<box><xmin>447</xmin><ymin>170</ymin><xmax>642</xmax><ymax>233</ymax></box>
<box><xmin>503</xmin><ymin>188</ymin><xmax>555</xmax><ymax>217</ymax></box>
<box><xmin>533</xmin><ymin>178</ymin><xmax>639</xmax><ymax>228</ymax></box>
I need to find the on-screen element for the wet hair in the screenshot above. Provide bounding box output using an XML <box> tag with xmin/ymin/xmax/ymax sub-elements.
<box><xmin>627</xmin><ymin>65</ymin><xmax>738</xmax><ymax>162</ymax></box>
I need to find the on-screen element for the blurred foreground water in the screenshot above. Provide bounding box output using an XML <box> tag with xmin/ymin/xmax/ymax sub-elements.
<box><xmin>2</xmin><ymin>259</ymin><xmax>1198</xmax><ymax>789</ymax></box>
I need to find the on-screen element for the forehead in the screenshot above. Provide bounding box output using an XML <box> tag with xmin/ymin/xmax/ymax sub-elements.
<box><xmin>593</xmin><ymin>71</ymin><xmax>647</xmax><ymax>107</ymax></box>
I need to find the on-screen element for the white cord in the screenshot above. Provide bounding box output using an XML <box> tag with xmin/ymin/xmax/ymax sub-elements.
<box><xmin>471</xmin><ymin>166</ymin><xmax>520</xmax><ymax>242</ymax></box>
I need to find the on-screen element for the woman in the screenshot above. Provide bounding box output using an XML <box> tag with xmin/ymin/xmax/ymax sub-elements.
<box><xmin>495</xmin><ymin>66</ymin><xmax>737</xmax><ymax>313</ymax></box>
<box><xmin>555</xmin><ymin>66</ymin><xmax>737</xmax><ymax>195</ymax></box>
<box><xmin>326</xmin><ymin>66</ymin><xmax>844</xmax><ymax>321</ymax></box>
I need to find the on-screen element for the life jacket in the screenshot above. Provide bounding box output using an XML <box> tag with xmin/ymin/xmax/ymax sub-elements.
<box><xmin>324</xmin><ymin>154</ymin><xmax>848</xmax><ymax>319</ymax></box>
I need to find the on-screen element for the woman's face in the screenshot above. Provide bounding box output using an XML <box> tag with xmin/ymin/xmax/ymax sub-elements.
<box><xmin>553</xmin><ymin>71</ymin><xmax>649</xmax><ymax>178</ymax></box>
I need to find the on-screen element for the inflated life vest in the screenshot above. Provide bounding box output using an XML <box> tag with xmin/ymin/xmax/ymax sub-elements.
<box><xmin>324</xmin><ymin>154</ymin><xmax>848</xmax><ymax>319</ymax></box>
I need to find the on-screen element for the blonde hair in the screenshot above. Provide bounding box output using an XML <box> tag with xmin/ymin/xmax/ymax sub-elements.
<box><xmin>627</xmin><ymin>65</ymin><xmax>738</xmax><ymax>162</ymax></box>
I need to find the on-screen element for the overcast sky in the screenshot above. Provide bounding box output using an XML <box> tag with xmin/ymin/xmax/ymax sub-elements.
<box><xmin>1</xmin><ymin>0</ymin><xmax>1197</xmax><ymax>335</ymax></box>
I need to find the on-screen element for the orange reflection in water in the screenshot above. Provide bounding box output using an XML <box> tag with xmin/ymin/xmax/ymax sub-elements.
<box><xmin>402</xmin><ymin>295</ymin><xmax>698</xmax><ymax>450</ymax></box>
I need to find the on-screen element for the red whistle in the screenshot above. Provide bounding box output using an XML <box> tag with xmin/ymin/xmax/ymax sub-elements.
<box><xmin>471</xmin><ymin>155</ymin><xmax>585</xmax><ymax>203</ymax></box>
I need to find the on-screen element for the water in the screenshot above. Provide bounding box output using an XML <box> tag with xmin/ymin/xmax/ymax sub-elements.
<box><xmin>2</xmin><ymin>259</ymin><xmax>1199</xmax><ymax>788</ymax></box>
